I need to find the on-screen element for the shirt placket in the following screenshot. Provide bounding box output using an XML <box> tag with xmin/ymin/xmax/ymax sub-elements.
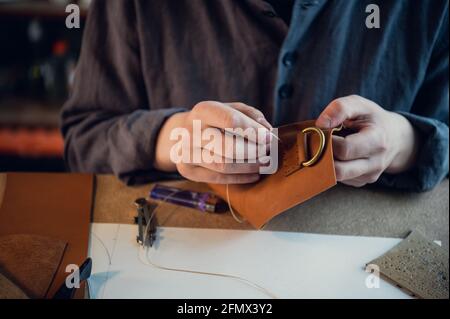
<box><xmin>273</xmin><ymin>0</ymin><xmax>327</xmax><ymax>126</ymax></box>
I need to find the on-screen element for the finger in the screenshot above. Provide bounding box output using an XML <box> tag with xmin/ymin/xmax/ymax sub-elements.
<box><xmin>340</xmin><ymin>179</ymin><xmax>367</xmax><ymax>188</ymax></box>
<box><xmin>177</xmin><ymin>163</ymin><xmax>260</xmax><ymax>184</ymax></box>
<box><xmin>199</xmin><ymin>128</ymin><xmax>267</xmax><ymax>160</ymax></box>
<box><xmin>344</xmin><ymin>172</ymin><xmax>382</xmax><ymax>185</ymax></box>
<box><xmin>227</xmin><ymin>102</ymin><xmax>272</xmax><ymax>129</ymax></box>
<box><xmin>334</xmin><ymin>159</ymin><xmax>371</xmax><ymax>181</ymax></box>
<box><xmin>196</xmin><ymin>150</ymin><xmax>262</xmax><ymax>174</ymax></box>
<box><xmin>316</xmin><ymin>95</ymin><xmax>373</xmax><ymax>129</ymax></box>
<box><xmin>332</xmin><ymin>128</ymin><xmax>385</xmax><ymax>161</ymax></box>
<box><xmin>192</xmin><ymin>101</ymin><xmax>270</xmax><ymax>143</ymax></box>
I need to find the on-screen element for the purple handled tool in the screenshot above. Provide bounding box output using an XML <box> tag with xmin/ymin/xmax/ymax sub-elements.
<box><xmin>149</xmin><ymin>184</ymin><xmax>227</xmax><ymax>213</ymax></box>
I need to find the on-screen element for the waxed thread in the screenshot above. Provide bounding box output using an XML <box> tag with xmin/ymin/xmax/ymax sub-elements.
<box><xmin>138</xmin><ymin>245</ymin><xmax>277</xmax><ymax>299</ymax></box>
<box><xmin>226</xmin><ymin>183</ymin><xmax>245</xmax><ymax>224</ymax></box>
<box><xmin>226</xmin><ymin>130</ymin><xmax>281</xmax><ymax>224</ymax></box>
<box><xmin>93</xmin><ymin>128</ymin><xmax>282</xmax><ymax>299</ymax></box>
<box><xmin>139</xmin><ymin>188</ymin><xmax>279</xmax><ymax>299</ymax></box>
<box><xmin>89</xmin><ymin>191</ymin><xmax>278</xmax><ymax>298</ymax></box>
<box><xmin>91</xmin><ymin>231</ymin><xmax>112</xmax><ymax>265</ymax></box>
<box><xmin>90</xmin><ymin>191</ymin><xmax>276</xmax><ymax>298</ymax></box>
<box><xmin>140</xmin><ymin>221</ymin><xmax>278</xmax><ymax>299</ymax></box>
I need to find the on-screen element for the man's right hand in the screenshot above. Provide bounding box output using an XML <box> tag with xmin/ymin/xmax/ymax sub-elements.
<box><xmin>154</xmin><ymin>101</ymin><xmax>272</xmax><ymax>184</ymax></box>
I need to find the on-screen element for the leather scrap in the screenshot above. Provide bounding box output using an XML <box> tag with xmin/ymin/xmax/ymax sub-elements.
<box><xmin>0</xmin><ymin>272</ymin><xmax>29</xmax><ymax>299</ymax></box>
<box><xmin>0</xmin><ymin>234</ymin><xmax>66</xmax><ymax>299</ymax></box>
<box><xmin>0</xmin><ymin>173</ymin><xmax>94</xmax><ymax>298</ymax></box>
<box><xmin>367</xmin><ymin>230</ymin><xmax>449</xmax><ymax>299</ymax></box>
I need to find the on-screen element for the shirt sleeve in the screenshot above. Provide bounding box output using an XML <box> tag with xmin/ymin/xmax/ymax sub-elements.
<box><xmin>377</xmin><ymin>8</ymin><xmax>449</xmax><ymax>192</ymax></box>
<box><xmin>61</xmin><ymin>0</ymin><xmax>185</xmax><ymax>185</ymax></box>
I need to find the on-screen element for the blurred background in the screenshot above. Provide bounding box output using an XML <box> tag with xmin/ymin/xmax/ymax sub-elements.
<box><xmin>0</xmin><ymin>0</ymin><xmax>90</xmax><ymax>172</ymax></box>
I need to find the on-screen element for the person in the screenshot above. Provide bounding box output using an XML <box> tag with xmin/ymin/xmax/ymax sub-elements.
<box><xmin>61</xmin><ymin>0</ymin><xmax>449</xmax><ymax>191</ymax></box>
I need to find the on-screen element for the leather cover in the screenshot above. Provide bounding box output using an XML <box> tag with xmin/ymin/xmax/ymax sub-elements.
<box><xmin>0</xmin><ymin>234</ymin><xmax>66</xmax><ymax>299</ymax></box>
<box><xmin>0</xmin><ymin>173</ymin><xmax>93</xmax><ymax>298</ymax></box>
<box><xmin>209</xmin><ymin>121</ymin><xmax>337</xmax><ymax>228</ymax></box>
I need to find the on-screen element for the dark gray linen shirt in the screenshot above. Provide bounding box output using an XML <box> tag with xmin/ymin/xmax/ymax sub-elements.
<box><xmin>61</xmin><ymin>0</ymin><xmax>449</xmax><ymax>190</ymax></box>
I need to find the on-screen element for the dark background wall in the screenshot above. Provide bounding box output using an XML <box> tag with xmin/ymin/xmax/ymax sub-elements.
<box><xmin>0</xmin><ymin>0</ymin><xmax>88</xmax><ymax>172</ymax></box>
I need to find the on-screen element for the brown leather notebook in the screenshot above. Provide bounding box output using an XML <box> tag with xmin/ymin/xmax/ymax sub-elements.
<box><xmin>0</xmin><ymin>173</ymin><xmax>93</xmax><ymax>298</ymax></box>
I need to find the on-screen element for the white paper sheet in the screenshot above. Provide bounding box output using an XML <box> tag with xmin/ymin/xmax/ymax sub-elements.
<box><xmin>88</xmin><ymin>223</ymin><xmax>412</xmax><ymax>299</ymax></box>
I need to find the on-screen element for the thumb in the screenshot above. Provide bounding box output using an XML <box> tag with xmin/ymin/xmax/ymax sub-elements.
<box><xmin>316</xmin><ymin>96</ymin><xmax>371</xmax><ymax>129</ymax></box>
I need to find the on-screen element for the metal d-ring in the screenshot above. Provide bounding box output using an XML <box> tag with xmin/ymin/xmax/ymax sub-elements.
<box><xmin>301</xmin><ymin>127</ymin><xmax>326</xmax><ymax>167</ymax></box>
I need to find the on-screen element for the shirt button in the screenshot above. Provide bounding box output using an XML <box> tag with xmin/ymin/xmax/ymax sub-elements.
<box><xmin>282</xmin><ymin>52</ymin><xmax>297</xmax><ymax>67</ymax></box>
<box><xmin>262</xmin><ymin>10</ymin><xmax>277</xmax><ymax>18</ymax></box>
<box><xmin>279</xmin><ymin>84</ymin><xmax>293</xmax><ymax>100</ymax></box>
<box><xmin>301</xmin><ymin>1</ymin><xmax>319</xmax><ymax>9</ymax></box>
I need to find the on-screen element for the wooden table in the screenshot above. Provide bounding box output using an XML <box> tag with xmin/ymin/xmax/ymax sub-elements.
<box><xmin>1</xmin><ymin>173</ymin><xmax>449</xmax><ymax>248</ymax></box>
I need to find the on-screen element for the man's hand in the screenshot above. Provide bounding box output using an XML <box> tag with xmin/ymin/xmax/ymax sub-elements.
<box><xmin>154</xmin><ymin>101</ymin><xmax>272</xmax><ymax>184</ymax></box>
<box><xmin>316</xmin><ymin>95</ymin><xmax>420</xmax><ymax>187</ymax></box>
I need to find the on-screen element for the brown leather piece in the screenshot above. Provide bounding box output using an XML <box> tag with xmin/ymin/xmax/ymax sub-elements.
<box><xmin>0</xmin><ymin>173</ymin><xmax>93</xmax><ymax>298</ymax></box>
<box><xmin>0</xmin><ymin>272</ymin><xmax>29</xmax><ymax>299</ymax></box>
<box><xmin>209</xmin><ymin>121</ymin><xmax>337</xmax><ymax>228</ymax></box>
<box><xmin>0</xmin><ymin>234</ymin><xmax>66</xmax><ymax>299</ymax></box>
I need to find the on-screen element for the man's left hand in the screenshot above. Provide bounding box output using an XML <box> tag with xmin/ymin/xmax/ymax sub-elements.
<box><xmin>316</xmin><ymin>95</ymin><xmax>420</xmax><ymax>187</ymax></box>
